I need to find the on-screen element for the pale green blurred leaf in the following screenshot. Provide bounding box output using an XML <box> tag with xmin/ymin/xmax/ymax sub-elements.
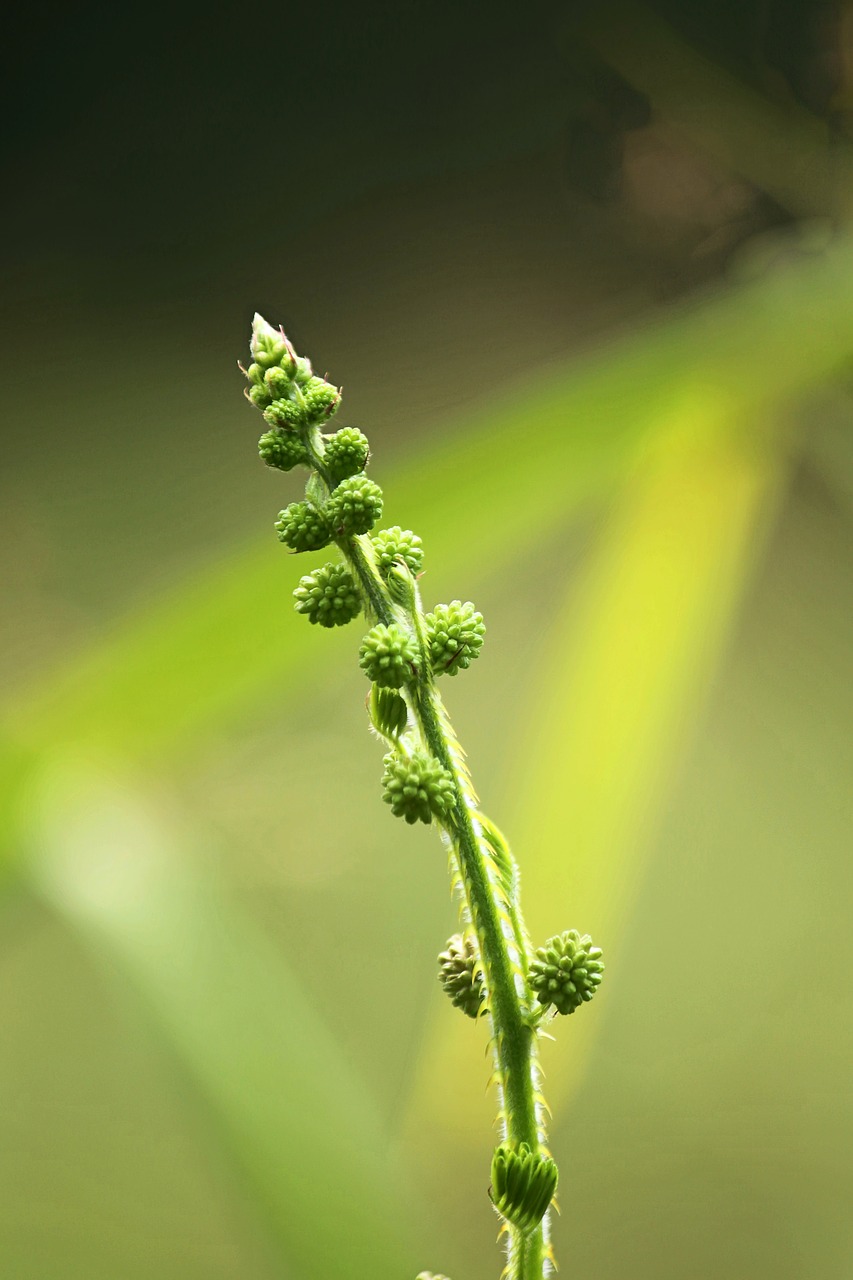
<box><xmin>25</xmin><ymin>760</ymin><xmax>425</xmax><ymax>1280</ymax></box>
<box><xmin>404</xmin><ymin>396</ymin><xmax>784</xmax><ymax>1157</ymax></box>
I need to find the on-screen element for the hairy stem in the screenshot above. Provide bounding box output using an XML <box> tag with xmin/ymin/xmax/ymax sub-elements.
<box><xmin>341</xmin><ymin>532</ymin><xmax>548</xmax><ymax>1280</ymax></box>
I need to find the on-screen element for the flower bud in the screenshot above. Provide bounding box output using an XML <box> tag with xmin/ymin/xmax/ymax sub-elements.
<box><xmin>490</xmin><ymin>1143</ymin><xmax>558</xmax><ymax>1233</ymax></box>
<box><xmin>248</xmin><ymin>382</ymin><xmax>273</xmax><ymax>410</ymax></box>
<box><xmin>438</xmin><ymin>933</ymin><xmax>485</xmax><ymax>1019</ymax></box>
<box><xmin>381</xmin><ymin>749</ymin><xmax>455</xmax><ymax>825</ymax></box>
<box><xmin>325</xmin><ymin>427</ymin><xmax>370</xmax><ymax>481</ymax></box>
<box><xmin>529</xmin><ymin>930</ymin><xmax>604</xmax><ymax>1015</ymax></box>
<box><xmin>264</xmin><ymin>365</ymin><xmax>293</xmax><ymax>401</ymax></box>
<box><xmin>293</xmin><ymin>562</ymin><xmax>361</xmax><ymax>627</ymax></box>
<box><xmin>250</xmin><ymin>313</ymin><xmax>288</xmax><ymax>369</ymax></box>
<box><xmin>371</xmin><ymin>526</ymin><xmax>424</xmax><ymax>578</ymax></box>
<box><xmin>359</xmin><ymin>623</ymin><xmax>417</xmax><ymax>688</ymax></box>
<box><xmin>326</xmin><ymin>475</ymin><xmax>383</xmax><ymax>536</ymax></box>
<box><xmin>425</xmin><ymin>601</ymin><xmax>485</xmax><ymax>677</ymax></box>
<box><xmin>300</xmin><ymin>376</ymin><xmax>341</xmax><ymax>425</ymax></box>
<box><xmin>263</xmin><ymin>399</ymin><xmax>304</xmax><ymax>432</ymax></box>
<box><xmin>258</xmin><ymin>430</ymin><xmax>308</xmax><ymax>472</ymax></box>
<box><xmin>274</xmin><ymin>502</ymin><xmax>332</xmax><ymax>553</ymax></box>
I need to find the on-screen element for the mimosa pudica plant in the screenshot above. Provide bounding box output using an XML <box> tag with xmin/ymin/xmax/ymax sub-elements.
<box><xmin>240</xmin><ymin>315</ymin><xmax>605</xmax><ymax>1280</ymax></box>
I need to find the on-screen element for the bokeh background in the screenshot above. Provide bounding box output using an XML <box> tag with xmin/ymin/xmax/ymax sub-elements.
<box><xmin>2</xmin><ymin>1</ymin><xmax>853</xmax><ymax>1277</ymax></box>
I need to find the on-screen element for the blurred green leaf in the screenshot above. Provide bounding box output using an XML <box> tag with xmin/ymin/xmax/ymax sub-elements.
<box><xmin>404</xmin><ymin>395</ymin><xmax>784</xmax><ymax>1153</ymax></box>
<box><xmin>25</xmin><ymin>760</ymin><xmax>425</xmax><ymax>1280</ymax></box>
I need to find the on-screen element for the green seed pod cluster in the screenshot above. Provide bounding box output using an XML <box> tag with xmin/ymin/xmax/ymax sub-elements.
<box><xmin>326</xmin><ymin>475</ymin><xmax>384</xmax><ymax>535</ymax></box>
<box><xmin>369</xmin><ymin>684</ymin><xmax>409</xmax><ymax>740</ymax></box>
<box><xmin>529</xmin><ymin>930</ymin><xmax>604</xmax><ymax>1015</ymax></box>
<box><xmin>438</xmin><ymin>933</ymin><xmax>485</xmax><ymax>1019</ymax></box>
<box><xmin>325</xmin><ymin>427</ymin><xmax>370</xmax><ymax>481</ymax></box>
<box><xmin>490</xmin><ymin>1143</ymin><xmax>558</xmax><ymax>1233</ymax></box>
<box><xmin>293</xmin><ymin>562</ymin><xmax>361</xmax><ymax>627</ymax></box>
<box><xmin>275</xmin><ymin>502</ymin><xmax>332</xmax><ymax>553</ymax></box>
<box><xmin>372</xmin><ymin>526</ymin><xmax>424</xmax><ymax>578</ymax></box>
<box><xmin>263</xmin><ymin>398</ymin><xmax>304</xmax><ymax>432</ymax></box>
<box><xmin>425</xmin><ymin>601</ymin><xmax>486</xmax><ymax>677</ymax></box>
<box><xmin>359</xmin><ymin>623</ymin><xmax>418</xmax><ymax>688</ymax></box>
<box><xmin>258</xmin><ymin>429</ymin><xmax>308</xmax><ymax>472</ymax></box>
<box><xmin>382</xmin><ymin>750</ymin><xmax>455</xmax><ymax>824</ymax></box>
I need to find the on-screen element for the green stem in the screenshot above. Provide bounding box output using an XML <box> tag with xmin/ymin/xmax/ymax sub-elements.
<box><xmin>341</xmin><ymin>534</ymin><xmax>548</xmax><ymax>1280</ymax></box>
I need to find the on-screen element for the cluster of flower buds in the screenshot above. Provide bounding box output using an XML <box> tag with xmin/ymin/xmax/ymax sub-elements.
<box><xmin>381</xmin><ymin>750</ymin><xmax>455</xmax><ymax>825</ymax></box>
<box><xmin>529</xmin><ymin>930</ymin><xmax>604</xmax><ymax>1016</ymax></box>
<box><xmin>242</xmin><ymin>316</ymin><xmax>491</xmax><ymax>831</ymax></box>
<box><xmin>438</xmin><ymin>933</ymin><xmax>485</xmax><ymax>1019</ymax></box>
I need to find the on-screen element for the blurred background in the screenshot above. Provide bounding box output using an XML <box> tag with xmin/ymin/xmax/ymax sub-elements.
<box><xmin>2</xmin><ymin>1</ymin><xmax>853</xmax><ymax>1277</ymax></box>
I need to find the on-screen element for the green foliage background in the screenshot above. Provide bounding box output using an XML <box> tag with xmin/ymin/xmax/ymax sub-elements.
<box><xmin>2</xmin><ymin>2</ymin><xmax>852</xmax><ymax>1276</ymax></box>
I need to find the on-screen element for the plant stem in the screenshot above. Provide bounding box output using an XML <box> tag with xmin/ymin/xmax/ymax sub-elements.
<box><xmin>340</xmin><ymin>532</ymin><xmax>549</xmax><ymax>1280</ymax></box>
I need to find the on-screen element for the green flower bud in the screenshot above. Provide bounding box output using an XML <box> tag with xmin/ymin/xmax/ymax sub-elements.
<box><xmin>369</xmin><ymin>684</ymin><xmax>409</xmax><ymax>740</ymax></box>
<box><xmin>274</xmin><ymin>502</ymin><xmax>332</xmax><ymax>553</ymax></box>
<box><xmin>264</xmin><ymin>365</ymin><xmax>293</xmax><ymax>401</ymax></box>
<box><xmin>326</xmin><ymin>475</ymin><xmax>383</xmax><ymax>536</ymax></box>
<box><xmin>299</xmin><ymin>376</ymin><xmax>341</xmax><ymax>425</ymax></box>
<box><xmin>359</xmin><ymin>623</ymin><xmax>418</xmax><ymax>688</ymax></box>
<box><xmin>490</xmin><ymin>1143</ymin><xmax>558</xmax><ymax>1233</ymax></box>
<box><xmin>425</xmin><ymin>601</ymin><xmax>486</xmax><ymax>677</ymax></box>
<box><xmin>245</xmin><ymin>362</ymin><xmax>265</xmax><ymax>386</ymax></box>
<box><xmin>372</xmin><ymin>526</ymin><xmax>424</xmax><ymax>578</ymax></box>
<box><xmin>248</xmin><ymin>382</ymin><xmax>273</xmax><ymax>410</ymax></box>
<box><xmin>264</xmin><ymin>398</ymin><xmax>304</xmax><ymax>432</ymax></box>
<box><xmin>258</xmin><ymin>429</ymin><xmax>308</xmax><ymax>472</ymax></box>
<box><xmin>381</xmin><ymin>749</ymin><xmax>455</xmax><ymax>825</ymax></box>
<box><xmin>293</xmin><ymin>355</ymin><xmax>314</xmax><ymax>384</ymax></box>
<box><xmin>438</xmin><ymin>933</ymin><xmax>485</xmax><ymax>1019</ymax></box>
<box><xmin>251</xmin><ymin>313</ymin><xmax>288</xmax><ymax>369</ymax></box>
<box><xmin>325</xmin><ymin>427</ymin><xmax>370</xmax><ymax>481</ymax></box>
<box><xmin>293</xmin><ymin>562</ymin><xmax>361</xmax><ymax>627</ymax></box>
<box><xmin>529</xmin><ymin>930</ymin><xmax>604</xmax><ymax>1016</ymax></box>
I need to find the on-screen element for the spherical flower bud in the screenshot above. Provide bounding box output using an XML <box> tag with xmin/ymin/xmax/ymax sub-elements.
<box><xmin>425</xmin><ymin>601</ymin><xmax>485</xmax><ymax>677</ymax></box>
<box><xmin>248</xmin><ymin>382</ymin><xmax>273</xmax><ymax>410</ymax></box>
<box><xmin>264</xmin><ymin>365</ymin><xmax>293</xmax><ymax>401</ymax></box>
<box><xmin>438</xmin><ymin>933</ymin><xmax>485</xmax><ymax>1019</ymax></box>
<box><xmin>264</xmin><ymin>398</ymin><xmax>304</xmax><ymax>432</ymax></box>
<box><xmin>324</xmin><ymin>427</ymin><xmax>370</xmax><ymax>481</ymax></box>
<box><xmin>258</xmin><ymin>430</ymin><xmax>308</xmax><ymax>472</ymax></box>
<box><xmin>326</xmin><ymin>475</ymin><xmax>383</xmax><ymax>536</ymax></box>
<box><xmin>250</xmin><ymin>313</ymin><xmax>288</xmax><ymax>369</ymax></box>
<box><xmin>529</xmin><ymin>930</ymin><xmax>604</xmax><ymax>1016</ymax></box>
<box><xmin>381</xmin><ymin>749</ymin><xmax>455</xmax><ymax>825</ymax></box>
<box><xmin>372</xmin><ymin>526</ymin><xmax>424</xmax><ymax>578</ymax></box>
<box><xmin>369</xmin><ymin>684</ymin><xmax>409</xmax><ymax>740</ymax></box>
<box><xmin>300</xmin><ymin>376</ymin><xmax>341</xmax><ymax>425</ymax></box>
<box><xmin>359</xmin><ymin>623</ymin><xmax>417</xmax><ymax>688</ymax></box>
<box><xmin>490</xmin><ymin>1143</ymin><xmax>558</xmax><ymax>1233</ymax></box>
<box><xmin>293</xmin><ymin>562</ymin><xmax>360</xmax><ymax>627</ymax></box>
<box><xmin>245</xmin><ymin>362</ymin><xmax>265</xmax><ymax>386</ymax></box>
<box><xmin>274</xmin><ymin>502</ymin><xmax>332</xmax><ymax>553</ymax></box>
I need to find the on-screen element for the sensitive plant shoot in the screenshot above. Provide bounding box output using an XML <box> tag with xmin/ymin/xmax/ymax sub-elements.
<box><xmin>240</xmin><ymin>314</ymin><xmax>605</xmax><ymax>1280</ymax></box>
